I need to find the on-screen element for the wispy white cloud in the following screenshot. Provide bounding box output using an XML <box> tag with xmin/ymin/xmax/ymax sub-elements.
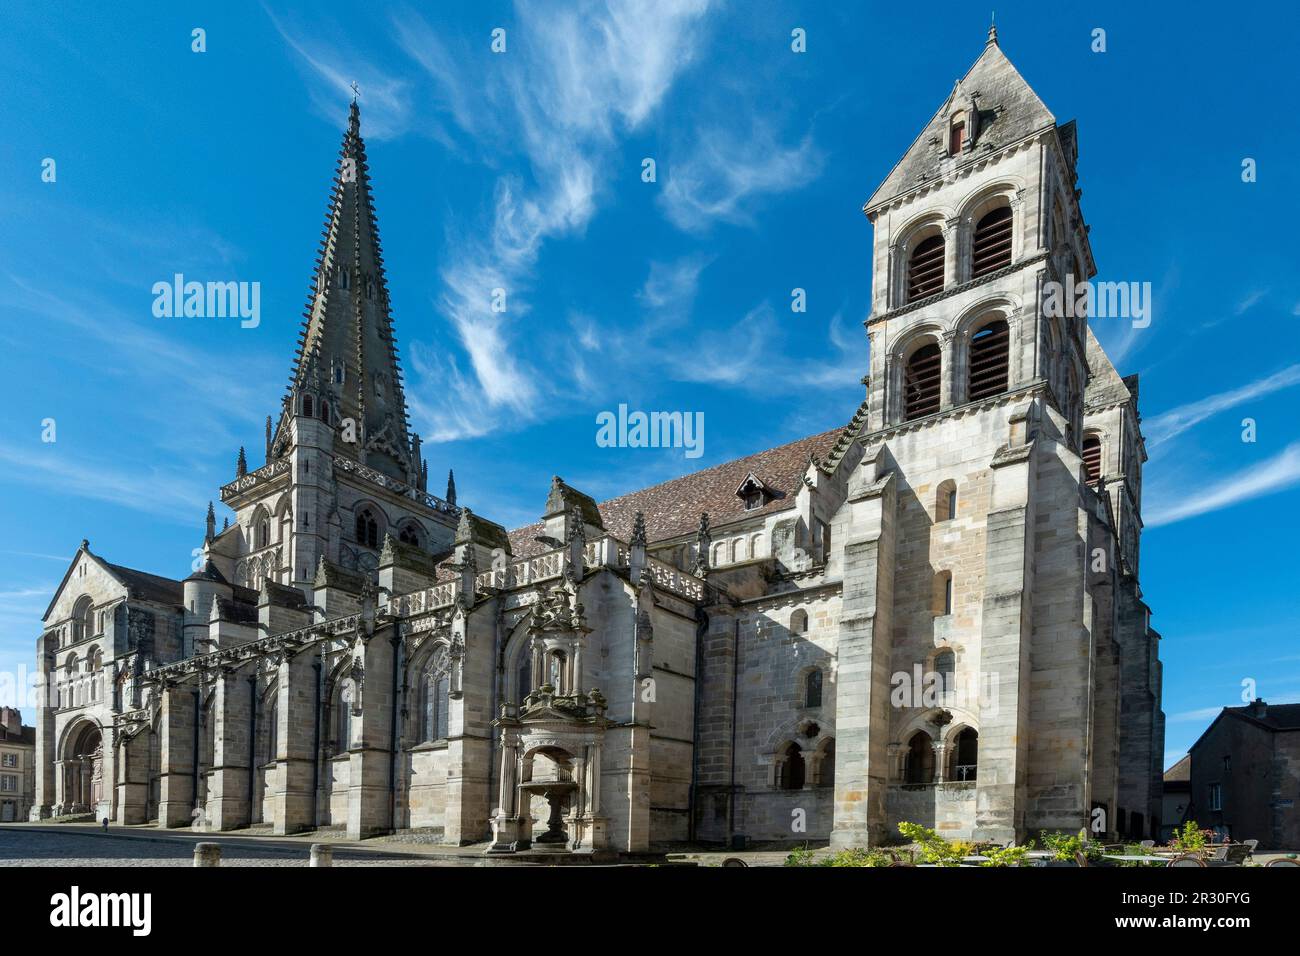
<box><xmin>1169</xmin><ymin>705</ymin><xmax>1228</xmax><ymax>723</ymax></box>
<box><xmin>0</xmin><ymin>441</ymin><xmax>209</xmax><ymax>525</ymax></box>
<box><xmin>1145</xmin><ymin>364</ymin><xmax>1300</xmax><ymax>448</ymax></box>
<box><xmin>660</xmin><ymin>124</ymin><xmax>824</xmax><ymax>233</ymax></box>
<box><xmin>1146</xmin><ymin>441</ymin><xmax>1300</xmax><ymax>527</ymax></box>
<box><xmin>1234</xmin><ymin>288</ymin><xmax>1268</xmax><ymax>315</ymax></box>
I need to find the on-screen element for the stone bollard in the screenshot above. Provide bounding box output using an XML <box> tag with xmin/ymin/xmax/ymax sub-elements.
<box><xmin>193</xmin><ymin>842</ymin><xmax>222</xmax><ymax>867</ymax></box>
<box><xmin>309</xmin><ymin>844</ymin><xmax>333</xmax><ymax>868</ymax></box>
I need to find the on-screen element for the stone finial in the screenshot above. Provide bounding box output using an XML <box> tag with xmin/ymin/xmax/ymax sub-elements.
<box><xmin>264</xmin><ymin>415</ymin><xmax>273</xmax><ymax>460</ymax></box>
<box><xmin>236</xmin><ymin>446</ymin><xmax>248</xmax><ymax>477</ymax></box>
<box><xmin>446</xmin><ymin>468</ymin><xmax>457</xmax><ymax>507</ymax></box>
<box><xmin>987</xmin><ymin>14</ymin><xmax>998</xmax><ymax>45</ymax></box>
<box><xmin>693</xmin><ymin>511</ymin><xmax>712</xmax><ymax>577</ymax></box>
<box><xmin>205</xmin><ymin>501</ymin><xmax>216</xmax><ymax>543</ymax></box>
<box><xmin>630</xmin><ymin>511</ymin><xmax>647</xmax><ymax>548</ymax></box>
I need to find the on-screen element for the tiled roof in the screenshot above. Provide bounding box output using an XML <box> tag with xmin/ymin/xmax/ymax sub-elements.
<box><xmin>0</xmin><ymin>724</ymin><xmax>35</xmax><ymax>745</ymax></box>
<box><xmin>1164</xmin><ymin>754</ymin><xmax>1191</xmax><ymax>782</ymax></box>
<box><xmin>106</xmin><ymin>563</ymin><xmax>184</xmax><ymax>607</ymax></box>
<box><xmin>505</xmin><ymin>428</ymin><xmax>843</xmax><ymax>560</ymax></box>
<box><xmin>1228</xmin><ymin>702</ymin><xmax>1300</xmax><ymax>731</ymax></box>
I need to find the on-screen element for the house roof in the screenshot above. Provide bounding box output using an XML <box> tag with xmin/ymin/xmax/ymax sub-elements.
<box><xmin>866</xmin><ymin>35</ymin><xmax>1056</xmax><ymax>211</ymax></box>
<box><xmin>1188</xmin><ymin>701</ymin><xmax>1300</xmax><ymax>753</ymax></box>
<box><xmin>42</xmin><ymin>543</ymin><xmax>185</xmax><ymax>621</ymax></box>
<box><xmin>504</xmin><ymin>427</ymin><xmax>844</xmax><ymax>562</ymax></box>
<box><xmin>0</xmin><ymin>723</ymin><xmax>36</xmax><ymax>746</ymax></box>
<box><xmin>1164</xmin><ymin>754</ymin><xmax>1191</xmax><ymax>782</ymax></box>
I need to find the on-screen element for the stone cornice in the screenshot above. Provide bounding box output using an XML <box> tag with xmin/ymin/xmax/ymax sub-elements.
<box><xmin>866</xmin><ymin>251</ymin><xmax>1050</xmax><ymax>328</ymax></box>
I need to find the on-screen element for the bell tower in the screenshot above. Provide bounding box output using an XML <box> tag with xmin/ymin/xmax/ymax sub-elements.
<box><xmin>861</xmin><ymin>26</ymin><xmax>1096</xmax><ymax>444</ymax></box>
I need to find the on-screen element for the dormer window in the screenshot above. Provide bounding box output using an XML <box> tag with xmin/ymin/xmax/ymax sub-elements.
<box><xmin>949</xmin><ymin>112</ymin><xmax>966</xmax><ymax>155</ymax></box>
<box><xmin>736</xmin><ymin>473</ymin><xmax>771</xmax><ymax>511</ymax></box>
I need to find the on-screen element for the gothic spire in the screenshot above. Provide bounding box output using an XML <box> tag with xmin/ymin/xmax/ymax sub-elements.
<box><xmin>281</xmin><ymin>100</ymin><xmax>415</xmax><ymax>482</ymax></box>
<box><xmin>446</xmin><ymin>469</ymin><xmax>457</xmax><ymax>507</ymax></box>
<box><xmin>205</xmin><ymin>501</ymin><xmax>216</xmax><ymax>543</ymax></box>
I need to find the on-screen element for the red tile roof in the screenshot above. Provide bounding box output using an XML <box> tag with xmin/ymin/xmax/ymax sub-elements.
<box><xmin>505</xmin><ymin>427</ymin><xmax>844</xmax><ymax>560</ymax></box>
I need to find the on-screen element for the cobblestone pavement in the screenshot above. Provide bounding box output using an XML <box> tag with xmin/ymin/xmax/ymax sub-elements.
<box><xmin>0</xmin><ymin>825</ymin><xmax>463</xmax><ymax>866</ymax></box>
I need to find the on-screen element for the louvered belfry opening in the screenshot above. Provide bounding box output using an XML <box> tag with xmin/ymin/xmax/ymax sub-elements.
<box><xmin>967</xmin><ymin>319</ymin><xmax>1010</xmax><ymax>401</ymax></box>
<box><xmin>971</xmin><ymin>206</ymin><xmax>1013</xmax><ymax>277</ymax></box>
<box><xmin>1083</xmin><ymin>435</ymin><xmax>1102</xmax><ymax>484</ymax></box>
<box><xmin>903</xmin><ymin>342</ymin><xmax>942</xmax><ymax>420</ymax></box>
<box><xmin>907</xmin><ymin>234</ymin><xmax>945</xmax><ymax>301</ymax></box>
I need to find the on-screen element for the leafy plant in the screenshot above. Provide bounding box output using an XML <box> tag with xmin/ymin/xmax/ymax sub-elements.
<box><xmin>1039</xmin><ymin>829</ymin><xmax>1103</xmax><ymax>863</ymax></box>
<box><xmin>1170</xmin><ymin>820</ymin><xmax>1209</xmax><ymax>853</ymax></box>
<box><xmin>782</xmin><ymin>845</ymin><xmax>893</xmax><ymax>867</ymax></box>
<box><xmin>897</xmin><ymin>821</ymin><xmax>967</xmax><ymax>866</ymax></box>
<box><xmin>783</xmin><ymin>846</ymin><xmax>819</xmax><ymax>867</ymax></box>
<box><xmin>980</xmin><ymin>844</ymin><xmax>1031</xmax><ymax>867</ymax></box>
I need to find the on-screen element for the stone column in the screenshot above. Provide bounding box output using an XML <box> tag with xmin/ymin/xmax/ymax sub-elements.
<box><xmin>158</xmin><ymin>683</ymin><xmax>197</xmax><ymax>828</ymax></box>
<box><xmin>830</xmin><ymin>464</ymin><xmax>897</xmax><ymax>849</ymax></box>
<box><xmin>934</xmin><ymin>742</ymin><xmax>949</xmax><ymax>783</ymax></box>
<box><xmin>207</xmin><ymin>667</ymin><xmax>253</xmax><ymax>830</ymax></box>
<box><xmin>271</xmin><ymin>648</ymin><xmax>318</xmax><ymax>835</ymax></box>
<box><xmin>116</xmin><ymin>730</ymin><xmax>151</xmax><ymax>825</ymax></box>
<box><xmin>973</xmin><ymin>440</ymin><xmax>1037</xmax><ymax>844</ymax></box>
<box><xmin>347</xmin><ymin>631</ymin><xmax>395</xmax><ymax>840</ymax></box>
<box><xmin>28</xmin><ymin>638</ymin><xmax>56</xmax><ymax>820</ymax></box>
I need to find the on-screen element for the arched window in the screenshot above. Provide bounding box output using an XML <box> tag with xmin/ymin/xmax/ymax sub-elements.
<box><xmin>936</xmin><ymin>480</ymin><xmax>957</xmax><ymax>522</ymax></box>
<box><xmin>547</xmin><ymin>650</ymin><xmax>567</xmax><ymax>694</ymax></box>
<box><xmin>320</xmin><ymin>401</ymin><xmax>331</xmax><ymax>425</ymax></box>
<box><xmin>790</xmin><ymin>609</ymin><xmax>808</xmax><ymax>635</ymax></box>
<box><xmin>398</xmin><ymin>523</ymin><xmax>421</xmax><ymax>547</ymax></box>
<box><xmin>419</xmin><ymin>657</ymin><xmax>450</xmax><ymax>743</ymax></box>
<box><xmin>355</xmin><ymin>508</ymin><xmax>379</xmax><ymax>548</ymax></box>
<box><xmin>302</xmin><ymin>394</ymin><xmax>314</xmax><ymax>418</ymax></box>
<box><xmin>817</xmin><ymin>739</ymin><xmax>836</xmax><ymax>788</ymax></box>
<box><xmin>335</xmin><ymin>678</ymin><xmax>355</xmax><ymax>753</ymax></box>
<box><xmin>971</xmin><ymin>206</ymin><xmax>1013</xmax><ymax>276</ymax></box>
<box><xmin>265</xmin><ymin>695</ymin><xmax>279</xmax><ymax>764</ymax></box>
<box><xmin>905</xmin><ymin>731</ymin><xmax>934</xmax><ymax>784</ymax></box>
<box><xmin>1083</xmin><ymin>435</ymin><xmax>1103</xmax><ymax>485</ymax></box>
<box><xmin>933</xmin><ymin>570</ymin><xmax>953</xmax><ymax>616</ymax></box>
<box><xmin>516</xmin><ymin>654</ymin><xmax>532</xmax><ymax>705</ymax></box>
<box><xmin>903</xmin><ymin>342</ymin><xmax>942</xmax><ymax>420</ymax></box>
<box><xmin>777</xmin><ymin>742</ymin><xmax>805</xmax><ymax>790</ymax></box>
<box><xmin>934</xmin><ymin>649</ymin><xmax>955</xmax><ymax>703</ymax></box>
<box><xmin>907</xmin><ymin>234</ymin><xmax>945</xmax><ymax>301</ymax></box>
<box><xmin>255</xmin><ymin>516</ymin><xmax>270</xmax><ymax>549</ymax></box>
<box><xmin>72</xmin><ymin>597</ymin><xmax>93</xmax><ymax>643</ymax></box>
<box><xmin>712</xmin><ymin>542</ymin><xmax>726</xmax><ymax>566</ymax></box>
<box><xmin>948</xmin><ymin>111</ymin><xmax>966</xmax><ymax>156</ymax></box>
<box><xmin>953</xmin><ymin>727</ymin><xmax>978</xmax><ymax>781</ymax></box>
<box><xmin>805</xmin><ymin>668</ymin><xmax>823</xmax><ymax>708</ymax></box>
<box><xmin>968</xmin><ymin>319</ymin><xmax>1010</xmax><ymax>400</ymax></box>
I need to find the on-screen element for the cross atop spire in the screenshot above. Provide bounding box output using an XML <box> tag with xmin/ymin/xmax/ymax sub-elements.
<box><xmin>987</xmin><ymin>12</ymin><xmax>998</xmax><ymax>45</ymax></box>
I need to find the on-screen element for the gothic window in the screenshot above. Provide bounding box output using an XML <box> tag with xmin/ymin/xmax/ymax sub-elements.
<box><xmin>398</xmin><ymin>523</ymin><xmax>421</xmax><ymax>548</ymax></box>
<box><xmin>302</xmin><ymin>394</ymin><xmax>314</xmax><ymax>418</ymax></box>
<box><xmin>1083</xmin><ymin>435</ymin><xmax>1103</xmax><ymax>485</ymax></box>
<box><xmin>805</xmin><ymin>668</ymin><xmax>823</xmax><ymax>708</ymax></box>
<box><xmin>971</xmin><ymin>206</ymin><xmax>1014</xmax><ymax>277</ymax></box>
<box><xmin>953</xmin><ymin>727</ymin><xmax>978</xmax><ymax>781</ymax></box>
<box><xmin>903</xmin><ymin>342</ymin><xmax>942</xmax><ymax>420</ymax></box>
<box><xmin>338</xmin><ymin>268</ymin><xmax>349</xmax><ymax>290</ymax></box>
<box><xmin>790</xmin><ymin>609</ymin><xmax>808</xmax><ymax>635</ymax></box>
<box><xmin>320</xmin><ymin>401</ymin><xmax>330</xmax><ymax>425</ymax></box>
<box><xmin>355</xmin><ymin>508</ymin><xmax>379</xmax><ymax>548</ymax></box>
<box><xmin>905</xmin><ymin>731</ymin><xmax>934</xmax><ymax>784</ymax></box>
<box><xmin>419</xmin><ymin>650</ymin><xmax>450</xmax><ymax>743</ymax></box>
<box><xmin>936</xmin><ymin>480</ymin><xmax>958</xmax><ymax>521</ymax></box>
<box><xmin>255</xmin><ymin>516</ymin><xmax>270</xmax><ymax>549</ymax></box>
<box><xmin>907</xmin><ymin>234</ymin><xmax>945</xmax><ymax>301</ymax></box>
<box><xmin>776</xmin><ymin>742</ymin><xmax>805</xmax><ymax>790</ymax></box>
<box><xmin>934</xmin><ymin>649</ymin><xmax>955</xmax><ymax>702</ymax></box>
<box><xmin>968</xmin><ymin>319</ymin><xmax>1010</xmax><ymax>400</ymax></box>
<box><xmin>334</xmin><ymin>364</ymin><xmax>344</xmax><ymax>385</ymax></box>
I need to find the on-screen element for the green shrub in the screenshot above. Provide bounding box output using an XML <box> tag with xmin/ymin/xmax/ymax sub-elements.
<box><xmin>1170</xmin><ymin>820</ymin><xmax>1209</xmax><ymax>853</ymax></box>
<box><xmin>980</xmin><ymin>844</ymin><xmax>1030</xmax><ymax>867</ymax></box>
<box><xmin>897</xmin><ymin>821</ymin><xmax>966</xmax><ymax>867</ymax></box>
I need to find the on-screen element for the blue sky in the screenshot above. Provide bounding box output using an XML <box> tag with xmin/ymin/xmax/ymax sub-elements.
<box><xmin>1</xmin><ymin>1</ymin><xmax>1297</xmax><ymax>770</ymax></box>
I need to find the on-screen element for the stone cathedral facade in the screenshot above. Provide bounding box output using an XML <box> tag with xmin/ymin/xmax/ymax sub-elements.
<box><xmin>30</xmin><ymin>34</ymin><xmax>1164</xmax><ymax>854</ymax></box>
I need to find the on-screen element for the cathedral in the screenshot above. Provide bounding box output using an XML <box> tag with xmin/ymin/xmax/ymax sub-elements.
<box><xmin>29</xmin><ymin>32</ymin><xmax>1165</xmax><ymax>855</ymax></box>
